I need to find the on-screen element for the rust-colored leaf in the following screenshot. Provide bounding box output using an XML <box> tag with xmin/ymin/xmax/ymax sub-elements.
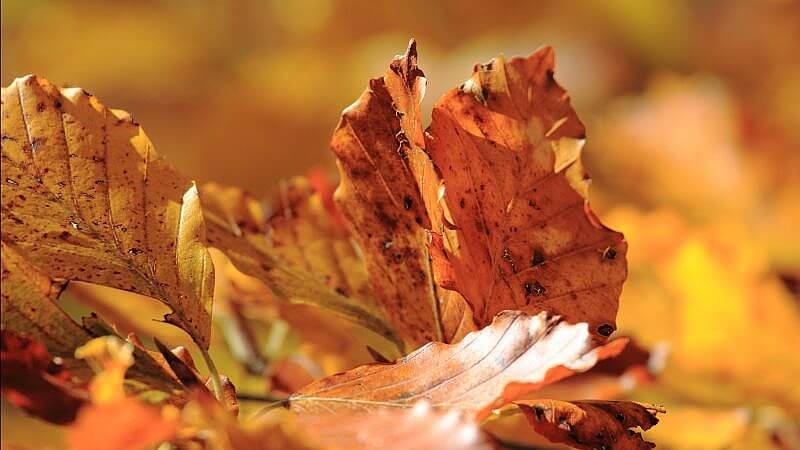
<box><xmin>516</xmin><ymin>399</ymin><xmax>663</xmax><ymax>450</ymax></box>
<box><xmin>0</xmin><ymin>330</ymin><xmax>88</xmax><ymax>424</ymax></box>
<box><xmin>330</xmin><ymin>39</ymin><xmax>474</xmax><ymax>346</ymax></box>
<box><xmin>425</xmin><ymin>47</ymin><xmax>627</xmax><ymax>340</ymax></box>
<box><xmin>67</xmin><ymin>397</ymin><xmax>178</xmax><ymax>450</ymax></box>
<box><xmin>290</xmin><ymin>311</ymin><xmax>626</xmax><ymax>419</ymax></box>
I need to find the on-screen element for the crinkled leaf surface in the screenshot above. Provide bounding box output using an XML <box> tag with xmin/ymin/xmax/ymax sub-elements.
<box><xmin>290</xmin><ymin>310</ymin><xmax>626</xmax><ymax>419</ymax></box>
<box><xmin>516</xmin><ymin>399</ymin><xmax>663</xmax><ymax>450</ymax></box>
<box><xmin>330</xmin><ymin>40</ymin><xmax>474</xmax><ymax>346</ymax></box>
<box><xmin>1</xmin><ymin>75</ymin><xmax>214</xmax><ymax>348</ymax></box>
<box><xmin>425</xmin><ymin>47</ymin><xmax>627</xmax><ymax>340</ymax></box>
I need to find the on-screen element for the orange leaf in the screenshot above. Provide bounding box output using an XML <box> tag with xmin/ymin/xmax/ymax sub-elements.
<box><xmin>68</xmin><ymin>398</ymin><xmax>178</xmax><ymax>450</ymax></box>
<box><xmin>290</xmin><ymin>311</ymin><xmax>626</xmax><ymax>419</ymax></box>
<box><xmin>425</xmin><ymin>46</ymin><xmax>627</xmax><ymax>341</ymax></box>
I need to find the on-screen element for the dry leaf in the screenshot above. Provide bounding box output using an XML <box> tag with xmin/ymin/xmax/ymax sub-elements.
<box><xmin>67</xmin><ymin>397</ymin><xmax>179</xmax><ymax>450</ymax></box>
<box><xmin>515</xmin><ymin>399</ymin><xmax>663</xmax><ymax>450</ymax></box>
<box><xmin>290</xmin><ymin>310</ymin><xmax>626</xmax><ymax>419</ymax></box>
<box><xmin>0</xmin><ymin>330</ymin><xmax>88</xmax><ymax>424</ymax></box>
<box><xmin>201</xmin><ymin>181</ymin><xmax>401</xmax><ymax>352</ymax></box>
<box><xmin>425</xmin><ymin>46</ymin><xmax>627</xmax><ymax>341</ymax></box>
<box><xmin>330</xmin><ymin>40</ymin><xmax>474</xmax><ymax>346</ymax></box>
<box><xmin>1</xmin><ymin>75</ymin><xmax>214</xmax><ymax>348</ymax></box>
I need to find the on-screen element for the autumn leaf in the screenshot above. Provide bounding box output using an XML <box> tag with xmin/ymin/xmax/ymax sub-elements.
<box><xmin>2</xmin><ymin>243</ymin><xmax>185</xmax><ymax>400</ymax></box>
<box><xmin>0</xmin><ymin>75</ymin><xmax>214</xmax><ymax>349</ymax></box>
<box><xmin>515</xmin><ymin>399</ymin><xmax>663</xmax><ymax>450</ymax></box>
<box><xmin>289</xmin><ymin>311</ymin><xmax>627</xmax><ymax>419</ymax></box>
<box><xmin>424</xmin><ymin>46</ymin><xmax>627</xmax><ymax>341</ymax></box>
<box><xmin>200</xmin><ymin>181</ymin><xmax>402</xmax><ymax>353</ymax></box>
<box><xmin>295</xmin><ymin>401</ymin><xmax>491</xmax><ymax>450</ymax></box>
<box><xmin>330</xmin><ymin>40</ymin><xmax>474</xmax><ymax>347</ymax></box>
<box><xmin>67</xmin><ymin>397</ymin><xmax>179</xmax><ymax>450</ymax></box>
<box><xmin>0</xmin><ymin>330</ymin><xmax>88</xmax><ymax>424</ymax></box>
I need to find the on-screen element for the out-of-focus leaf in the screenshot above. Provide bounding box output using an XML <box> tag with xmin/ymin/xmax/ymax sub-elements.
<box><xmin>0</xmin><ymin>75</ymin><xmax>214</xmax><ymax>348</ymax></box>
<box><xmin>425</xmin><ymin>46</ymin><xmax>627</xmax><ymax>341</ymax></box>
<box><xmin>67</xmin><ymin>397</ymin><xmax>179</xmax><ymax>450</ymax></box>
<box><xmin>0</xmin><ymin>330</ymin><xmax>88</xmax><ymax>424</ymax></box>
<box><xmin>515</xmin><ymin>399</ymin><xmax>663</xmax><ymax>450</ymax></box>
<box><xmin>200</xmin><ymin>181</ymin><xmax>402</xmax><ymax>354</ymax></box>
<box><xmin>643</xmin><ymin>406</ymin><xmax>751</xmax><ymax>450</ymax></box>
<box><xmin>295</xmin><ymin>401</ymin><xmax>491</xmax><ymax>450</ymax></box>
<box><xmin>290</xmin><ymin>311</ymin><xmax>627</xmax><ymax>418</ymax></box>
<box><xmin>330</xmin><ymin>39</ymin><xmax>475</xmax><ymax>346</ymax></box>
<box><xmin>75</xmin><ymin>336</ymin><xmax>135</xmax><ymax>404</ymax></box>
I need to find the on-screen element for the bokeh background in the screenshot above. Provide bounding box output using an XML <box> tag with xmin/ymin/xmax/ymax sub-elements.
<box><xmin>3</xmin><ymin>0</ymin><xmax>799</xmax><ymax>448</ymax></box>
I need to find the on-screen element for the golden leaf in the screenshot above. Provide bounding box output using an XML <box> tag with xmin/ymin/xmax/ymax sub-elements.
<box><xmin>1</xmin><ymin>75</ymin><xmax>214</xmax><ymax>349</ymax></box>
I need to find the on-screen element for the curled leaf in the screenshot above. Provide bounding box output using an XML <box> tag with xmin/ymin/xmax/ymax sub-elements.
<box><xmin>1</xmin><ymin>75</ymin><xmax>214</xmax><ymax>348</ymax></box>
<box><xmin>290</xmin><ymin>311</ymin><xmax>626</xmax><ymax>419</ymax></box>
<box><xmin>516</xmin><ymin>399</ymin><xmax>663</xmax><ymax>450</ymax></box>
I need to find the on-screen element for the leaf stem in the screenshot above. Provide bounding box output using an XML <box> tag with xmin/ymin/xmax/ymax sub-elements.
<box><xmin>199</xmin><ymin>345</ymin><xmax>224</xmax><ymax>402</ymax></box>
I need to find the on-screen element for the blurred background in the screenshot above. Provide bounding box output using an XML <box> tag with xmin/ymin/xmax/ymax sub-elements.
<box><xmin>2</xmin><ymin>0</ymin><xmax>799</xmax><ymax>448</ymax></box>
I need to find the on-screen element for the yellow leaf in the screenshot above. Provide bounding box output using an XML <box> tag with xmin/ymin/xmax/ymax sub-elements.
<box><xmin>1</xmin><ymin>75</ymin><xmax>214</xmax><ymax>349</ymax></box>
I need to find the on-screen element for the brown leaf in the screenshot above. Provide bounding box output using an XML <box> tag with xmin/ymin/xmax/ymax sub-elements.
<box><xmin>0</xmin><ymin>330</ymin><xmax>88</xmax><ymax>424</ymax></box>
<box><xmin>290</xmin><ymin>310</ymin><xmax>626</xmax><ymax>419</ymax></box>
<box><xmin>516</xmin><ymin>399</ymin><xmax>663</xmax><ymax>450</ymax></box>
<box><xmin>67</xmin><ymin>397</ymin><xmax>178</xmax><ymax>450</ymax></box>
<box><xmin>1</xmin><ymin>75</ymin><xmax>214</xmax><ymax>348</ymax></box>
<box><xmin>424</xmin><ymin>47</ymin><xmax>627</xmax><ymax>341</ymax></box>
<box><xmin>330</xmin><ymin>39</ymin><xmax>474</xmax><ymax>346</ymax></box>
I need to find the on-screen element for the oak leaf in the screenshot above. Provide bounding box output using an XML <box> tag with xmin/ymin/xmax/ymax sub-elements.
<box><xmin>515</xmin><ymin>399</ymin><xmax>663</xmax><ymax>450</ymax></box>
<box><xmin>1</xmin><ymin>75</ymin><xmax>214</xmax><ymax>348</ymax></box>
<box><xmin>290</xmin><ymin>311</ymin><xmax>626</xmax><ymax>419</ymax></box>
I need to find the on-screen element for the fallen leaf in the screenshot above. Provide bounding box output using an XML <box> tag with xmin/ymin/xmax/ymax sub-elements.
<box><xmin>0</xmin><ymin>330</ymin><xmax>88</xmax><ymax>424</ymax></box>
<box><xmin>1</xmin><ymin>75</ymin><xmax>214</xmax><ymax>348</ymax></box>
<box><xmin>67</xmin><ymin>397</ymin><xmax>179</xmax><ymax>450</ymax></box>
<box><xmin>290</xmin><ymin>310</ymin><xmax>626</xmax><ymax>419</ymax></box>
<box><xmin>515</xmin><ymin>399</ymin><xmax>663</xmax><ymax>450</ymax></box>
<box><xmin>424</xmin><ymin>46</ymin><xmax>627</xmax><ymax>341</ymax></box>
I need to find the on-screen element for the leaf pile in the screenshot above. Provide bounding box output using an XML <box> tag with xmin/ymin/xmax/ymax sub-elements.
<box><xmin>0</xmin><ymin>39</ymin><xmax>662</xmax><ymax>450</ymax></box>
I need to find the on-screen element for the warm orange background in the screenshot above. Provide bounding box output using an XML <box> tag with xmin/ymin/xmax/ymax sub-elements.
<box><xmin>3</xmin><ymin>0</ymin><xmax>799</xmax><ymax>448</ymax></box>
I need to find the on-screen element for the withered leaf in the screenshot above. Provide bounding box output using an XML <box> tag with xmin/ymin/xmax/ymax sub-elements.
<box><xmin>1</xmin><ymin>75</ymin><xmax>214</xmax><ymax>348</ymax></box>
<box><xmin>289</xmin><ymin>310</ymin><xmax>626</xmax><ymax>418</ymax></box>
<box><xmin>201</xmin><ymin>180</ymin><xmax>402</xmax><ymax>352</ymax></box>
<box><xmin>330</xmin><ymin>40</ymin><xmax>474</xmax><ymax>346</ymax></box>
<box><xmin>425</xmin><ymin>47</ymin><xmax>627</xmax><ymax>340</ymax></box>
<box><xmin>516</xmin><ymin>399</ymin><xmax>663</xmax><ymax>450</ymax></box>
<box><xmin>0</xmin><ymin>330</ymin><xmax>88</xmax><ymax>424</ymax></box>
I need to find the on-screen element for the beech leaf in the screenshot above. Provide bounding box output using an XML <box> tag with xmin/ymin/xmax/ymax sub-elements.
<box><xmin>289</xmin><ymin>310</ymin><xmax>626</xmax><ymax>418</ymax></box>
<box><xmin>1</xmin><ymin>75</ymin><xmax>214</xmax><ymax>348</ymax></box>
<box><xmin>330</xmin><ymin>39</ymin><xmax>475</xmax><ymax>346</ymax></box>
<box><xmin>515</xmin><ymin>399</ymin><xmax>663</xmax><ymax>450</ymax></box>
<box><xmin>425</xmin><ymin>47</ymin><xmax>628</xmax><ymax>340</ymax></box>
